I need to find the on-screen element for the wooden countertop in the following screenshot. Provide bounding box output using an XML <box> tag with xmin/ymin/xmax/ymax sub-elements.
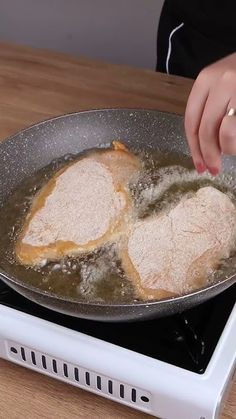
<box><xmin>0</xmin><ymin>42</ymin><xmax>235</xmax><ymax>419</ymax></box>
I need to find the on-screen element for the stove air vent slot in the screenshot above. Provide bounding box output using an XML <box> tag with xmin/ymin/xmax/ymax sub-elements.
<box><xmin>7</xmin><ymin>341</ymin><xmax>151</xmax><ymax>410</ymax></box>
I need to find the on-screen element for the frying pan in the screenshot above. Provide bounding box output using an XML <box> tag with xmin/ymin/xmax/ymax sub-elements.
<box><xmin>0</xmin><ymin>109</ymin><xmax>235</xmax><ymax>322</ymax></box>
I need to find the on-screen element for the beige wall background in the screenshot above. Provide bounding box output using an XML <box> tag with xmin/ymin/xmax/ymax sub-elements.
<box><xmin>0</xmin><ymin>0</ymin><xmax>164</xmax><ymax>69</ymax></box>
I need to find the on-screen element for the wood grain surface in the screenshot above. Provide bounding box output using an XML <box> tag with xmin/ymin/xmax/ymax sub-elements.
<box><xmin>0</xmin><ymin>42</ymin><xmax>235</xmax><ymax>419</ymax></box>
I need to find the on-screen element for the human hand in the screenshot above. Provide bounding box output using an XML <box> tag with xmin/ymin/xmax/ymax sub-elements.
<box><xmin>184</xmin><ymin>53</ymin><xmax>236</xmax><ymax>175</ymax></box>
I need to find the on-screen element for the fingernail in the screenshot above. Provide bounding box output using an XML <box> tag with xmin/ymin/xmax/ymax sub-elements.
<box><xmin>196</xmin><ymin>162</ymin><xmax>206</xmax><ymax>174</ymax></box>
<box><xmin>209</xmin><ymin>167</ymin><xmax>219</xmax><ymax>176</ymax></box>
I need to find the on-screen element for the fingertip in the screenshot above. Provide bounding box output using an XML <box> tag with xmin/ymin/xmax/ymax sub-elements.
<box><xmin>208</xmin><ymin>164</ymin><xmax>221</xmax><ymax>176</ymax></box>
<box><xmin>195</xmin><ymin>161</ymin><xmax>206</xmax><ymax>174</ymax></box>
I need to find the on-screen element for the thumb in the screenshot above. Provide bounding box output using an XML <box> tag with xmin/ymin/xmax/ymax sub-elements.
<box><xmin>219</xmin><ymin>113</ymin><xmax>236</xmax><ymax>155</ymax></box>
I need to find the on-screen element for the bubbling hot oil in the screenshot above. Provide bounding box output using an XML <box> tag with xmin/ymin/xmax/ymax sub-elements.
<box><xmin>0</xmin><ymin>148</ymin><xmax>236</xmax><ymax>304</ymax></box>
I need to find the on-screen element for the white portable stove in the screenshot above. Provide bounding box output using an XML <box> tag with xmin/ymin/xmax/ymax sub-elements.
<box><xmin>0</xmin><ymin>281</ymin><xmax>235</xmax><ymax>419</ymax></box>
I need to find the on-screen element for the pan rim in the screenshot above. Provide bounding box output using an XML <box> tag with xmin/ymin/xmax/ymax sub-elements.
<box><xmin>0</xmin><ymin>267</ymin><xmax>235</xmax><ymax>307</ymax></box>
<box><xmin>0</xmin><ymin>108</ymin><xmax>235</xmax><ymax>308</ymax></box>
<box><xmin>0</xmin><ymin>107</ymin><xmax>183</xmax><ymax>145</ymax></box>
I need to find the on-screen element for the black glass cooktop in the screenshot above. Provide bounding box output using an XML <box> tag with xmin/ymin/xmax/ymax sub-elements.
<box><xmin>0</xmin><ymin>280</ymin><xmax>235</xmax><ymax>374</ymax></box>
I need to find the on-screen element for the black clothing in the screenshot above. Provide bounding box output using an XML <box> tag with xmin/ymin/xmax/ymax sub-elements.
<box><xmin>156</xmin><ymin>1</ymin><xmax>236</xmax><ymax>78</ymax></box>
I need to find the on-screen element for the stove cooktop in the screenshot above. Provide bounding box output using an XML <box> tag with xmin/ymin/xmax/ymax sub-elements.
<box><xmin>0</xmin><ymin>280</ymin><xmax>235</xmax><ymax>374</ymax></box>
